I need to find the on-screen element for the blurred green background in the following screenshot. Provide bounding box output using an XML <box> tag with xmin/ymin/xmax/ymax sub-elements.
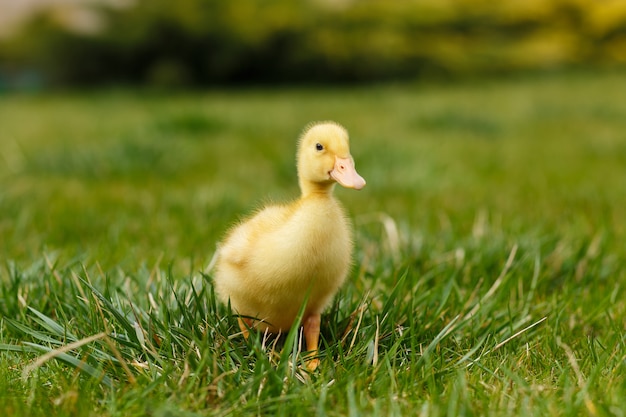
<box><xmin>2</xmin><ymin>0</ymin><xmax>626</xmax><ymax>88</ymax></box>
<box><xmin>2</xmin><ymin>73</ymin><xmax>625</xmax><ymax>272</ymax></box>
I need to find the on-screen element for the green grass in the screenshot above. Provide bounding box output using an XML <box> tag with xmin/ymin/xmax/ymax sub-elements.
<box><xmin>1</xmin><ymin>71</ymin><xmax>626</xmax><ymax>416</ymax></box>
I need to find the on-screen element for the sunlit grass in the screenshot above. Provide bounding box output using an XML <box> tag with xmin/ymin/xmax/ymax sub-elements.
<box><xmin>1</xmin><ymin>71</ymin><xmax>626</xmax><ymax>416</ymax></box>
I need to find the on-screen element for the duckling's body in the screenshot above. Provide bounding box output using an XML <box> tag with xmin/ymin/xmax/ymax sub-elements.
<box><xmin>213</xmin><ymin>121</ymin><xmax>365</xmax><ymax>369</ymax></box>
<box><xmin>216</xmin><ymin>194</ymin><xmax>351</xmax><ymax>331</ymax></box>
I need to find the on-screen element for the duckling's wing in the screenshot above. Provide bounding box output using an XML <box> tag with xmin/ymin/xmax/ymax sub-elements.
<box><xmin>217</xmin><ymin>204</ymin><xmax>291</xmax><ymax>268</ymax></box>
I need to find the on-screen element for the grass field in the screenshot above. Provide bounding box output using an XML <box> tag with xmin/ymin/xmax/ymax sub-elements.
<box><xmin>1</xmin><ymin>71</ymin><xmax>625</xmax><ymax>416</ymax></box>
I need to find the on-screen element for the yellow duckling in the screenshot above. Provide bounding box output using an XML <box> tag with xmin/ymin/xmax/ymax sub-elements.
<box><xmin>213</xmin><ymin>121</ymin><xmax>365</xmax><ymax>370</ymax></box>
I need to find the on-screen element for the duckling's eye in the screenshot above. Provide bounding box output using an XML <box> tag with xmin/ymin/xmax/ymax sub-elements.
<box><xmin>315</xmin><ymin>143</ymin><xmax>324</xmax><ymax>151</ymax></box>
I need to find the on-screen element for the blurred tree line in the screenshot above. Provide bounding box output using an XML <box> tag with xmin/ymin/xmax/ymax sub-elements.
<box><xmin>1</xmin><ymin>0</ymin><xmax>626</xmax><ymax>88</ymax></box>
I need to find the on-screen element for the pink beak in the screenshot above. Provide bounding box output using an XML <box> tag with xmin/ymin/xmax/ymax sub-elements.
<box><xmin>330</xmin><ymin>156</ymin><xmax>366</xmax><ymax>190</ymax></box>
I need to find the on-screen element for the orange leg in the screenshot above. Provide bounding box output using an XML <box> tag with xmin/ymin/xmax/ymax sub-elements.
<box><xmin>238</xmin><ymin>317</ymin><xmax>253</xmax><ymax>340</ymax></box>
<box><xmin>303</xmin><ymin>314</ymin><xmax>321</xmax><ymax>371</ymax></box>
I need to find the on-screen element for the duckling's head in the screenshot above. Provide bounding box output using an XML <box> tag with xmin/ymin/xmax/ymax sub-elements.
<box><xmin>297</xmin><ymin>121</ymin><xmax>366</xmax><ymax>195</ymax></box>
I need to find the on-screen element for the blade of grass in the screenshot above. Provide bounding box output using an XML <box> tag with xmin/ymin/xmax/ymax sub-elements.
<box><xmin>21</xmin><ymin>333</ymin><xmax>112</xmax><ymax>387</ymax></box>
<box><xmin>5</xmin><ymin>318</ymin><xmax>64</xmax><ymax>346</ymax></box>
<box><xmin>279</xmin><ymin>291</ymin><xmax>310</xmax><ymax>377</ymax></box>
<box><xmin>27</xmin><ymin>307</ymin><xmax>77</xmax><ymax>340</ymax></box>
<box><xmin>80</xmin><ymin>277</ymin><xmax>141</xmax><ymax>348</ymax></box>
